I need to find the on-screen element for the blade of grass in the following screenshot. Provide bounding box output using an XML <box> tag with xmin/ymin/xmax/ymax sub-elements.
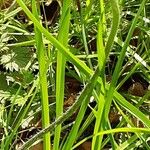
<box><xmin>32</xmin><ymin>0</ymin><xmax>51</xmax><ymax>149</ymax></box>
<box><xmin>92</xmin><ymin>0</ymin><xmax>106</xmax><ymax>148</ymax></box>
<box><xmin>6</xmin><ymin>85</ymin><xmax>22</xmax><ymax>129</ymax></box>
<box><xmin>78</xmin><ymin>0</ymin><xmax>93</xmax><ymax>69</ymax></box>
<box><xmin>53</xmin><ymin>0</ymin><xmax>71</xmax><ymax>150</ymax></box>
<box><xmin>105</xmin><ymin>0</ymin><xmax>120</xmax><ymax>58</ymax></box>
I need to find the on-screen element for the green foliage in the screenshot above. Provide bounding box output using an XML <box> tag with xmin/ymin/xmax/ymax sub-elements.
<box><xmin>0</xmin><ymin>0</ymin><xmax>150</xmax><ymax>150</ymax></box>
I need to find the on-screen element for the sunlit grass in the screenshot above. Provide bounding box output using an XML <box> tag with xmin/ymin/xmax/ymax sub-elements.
<box><xmin>0</xmin><ymin>0</ymin><xmax>150</xmax><ymax>149</ymax></box>
<box><xmin>32</xmin><ymin>0</ymin><xmax>51</xmax><ymax>149</ymax></box>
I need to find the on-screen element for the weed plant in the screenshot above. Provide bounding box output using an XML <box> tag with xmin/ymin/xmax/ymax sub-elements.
<box><xmin>0</xmin><ymin>0</ymin><xmax>150</xmax><ymax>150</ymax></box>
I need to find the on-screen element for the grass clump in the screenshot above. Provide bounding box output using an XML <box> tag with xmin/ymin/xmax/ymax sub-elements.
<box><xmin>0</xmin><ymin>0</ymin><xmax>150</xmax><ymax>150</ymax></box>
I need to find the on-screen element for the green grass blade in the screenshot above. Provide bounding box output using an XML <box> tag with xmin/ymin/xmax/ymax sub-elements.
<box><xmin>92</xmin><ymin>0</ymin><xmax>106</xmax><ymax>148</ymax></box>
<box><xmin>6</xmin><ymin>85</ymin><xmax>22</xmax><ymax>129</ymax></box>
<box><xmin>105</xmin><ymin>0</ymin><xmax>120</xmax><ymax>58</ymax></box>
<box><xmin>53</xmin><ymin>0</ymin><xmax>71</xmax><ymax>150</ymax></box>
<box><xmin>32</xmin><ymin>0</ymin><xmax>51</xmax><ymax>149</ymax></box>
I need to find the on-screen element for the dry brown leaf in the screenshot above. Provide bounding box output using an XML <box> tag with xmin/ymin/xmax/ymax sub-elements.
<box><xmin>78</xmin><ymin>141</ymin><xmax>92</xmax><ymax>150</ymax></box>
<box><xmin>128</xmin><ymin>82</ymin><xmax>145</xmax><ymax>97</ymax></box>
